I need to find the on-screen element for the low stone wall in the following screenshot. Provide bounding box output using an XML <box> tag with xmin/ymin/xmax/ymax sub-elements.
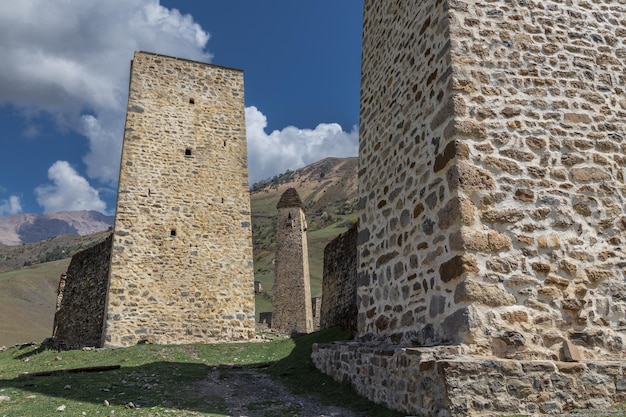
<box><xmin>320</xmin><ymin>224</ymin><xmax>357</xmax><ymax>332</ymax></box>
<box><xmin>53</xmin><ymin>234</ymin><xmax>112</xmax><ymax>348</ymax></box>
<box><xmin>312</xmin><ymin>341</ymin><xmax>626</xmax><ymax>416</ymax></box>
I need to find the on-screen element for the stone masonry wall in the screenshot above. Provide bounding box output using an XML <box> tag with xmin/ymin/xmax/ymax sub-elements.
<box><xmin>321</xmin><ymin>223</ymin><xmax>358</xmax><ymax>332</ymax></box>
<box><xmin>357</xmin><ymin>0</ymin><xmax>626</xmax><ymax>360</ymax></box>
<box><xmin>313</xmin><ymin>342</ymin><xmax>626</xmax><ymax>417</ymax></box>
<box><xmin>357</xmin><ymin>0</ymin><xmax>462</xmax><ymax>346</ymax></box>
<box><xmin>53</xmin><ymin>234</ymin><xmax>112</xmax><ymax>348</ymax></box>
<box><xmin>104</xmin><ymin>52</ymin><xmax>255</xmax><ymax>346</ymax></box>
<box><xmin>272</xmin><ymin>188</ymin><xmax>313</xmax><ymax>334</ymax></box>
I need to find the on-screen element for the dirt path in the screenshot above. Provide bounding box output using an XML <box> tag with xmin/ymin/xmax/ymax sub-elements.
<box><xmin>196</xmin><ymin>367</ymin><xmax>370</xmax><ymax>417</ymax></box>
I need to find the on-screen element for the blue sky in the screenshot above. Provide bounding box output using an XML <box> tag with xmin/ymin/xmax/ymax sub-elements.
<box><xmin>0</xmin><ymin>1</ymin><xmax>363</xmax><ymax>215</ymax></box>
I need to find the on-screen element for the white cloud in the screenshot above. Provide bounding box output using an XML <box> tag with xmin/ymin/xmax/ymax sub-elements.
<box><xmin>35</xmin><ymin>161</ymin><xmax>106</xmax><ymax>214</ymax></box>
<box><xmin>1</xmin><ymin>0</ymin><xmax>358</xmax><ymax>212</ymax></box>
<box><xmin>0</xmin><ymin>0</ymin><xmax>211</xmax><ymax>184</ymax></box>
<box><xmin>0</xmin><ymin>196</ymin><xmax>23</xmax><ymax>216</ymax></box>
<box><xmin>245</xmin><ymin>106</ymin><xmax>359</xmax><ymax>184</ymax></box>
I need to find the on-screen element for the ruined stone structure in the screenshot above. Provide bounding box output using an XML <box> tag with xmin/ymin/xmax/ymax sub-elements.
<box><xmin>53</xmin><ymin>234</ymin><xmax>112</xmax><ymax>348</ymax></box>
<box><xmin>103</xmin><ymin>51</ymin><xmax>255</xmax><ymax>346</ymax></box>
<box><xmin>320</xmin><ymin>223</ymin><xmax>358</xmax><ymax>332</ymax></box>
<box><xmin>313</xmin><ymin>1</ymin><xmax>626</xmax><ymax>415</ymax></box>
<box><xmin>272</xmin><ymin>188</ymin><xmax>314</xmax><ymax>334</ymax></box>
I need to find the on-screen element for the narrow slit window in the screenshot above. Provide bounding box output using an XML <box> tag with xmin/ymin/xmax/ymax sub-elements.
<box><xmin>185</xmin><ymin>148</ymin><xmax>192</xmax><ymax>156</ymax></box>
<box><xmin>170</xmin><ymin>229</ymin><xmax>177</xmax><ymax>237</ymax></box>
<box><xmin>189</xmin><ymin>98</ymin><xmax>195</xmax><ymax>104</ymax></box>
<box><xmin>223</xmin><ymin>140</ymin><xmax>226</xmax><ymax>147</ymax></box>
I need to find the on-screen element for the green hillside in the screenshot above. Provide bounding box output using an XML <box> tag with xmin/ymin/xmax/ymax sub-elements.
<box><xmin>0</xmin><ymin>259</ymin><xmax>70</xmax><ymax>346</ymax></box>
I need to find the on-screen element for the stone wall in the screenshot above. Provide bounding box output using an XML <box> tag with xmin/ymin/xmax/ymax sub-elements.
<box><xmin>104</xmin><ymin>52</ymin><xmax>255</xmax><ymax>346</ymax></box>
<box><xmin>272</xmin><ymin>188</ymin><xmax>313</xmax><ymax>334</ymax></box>
<box><xmin>356</xmin><ymin>0</ymin><xmax>626</xmax><ymax>360</ymax></box>
<box><xmin>313</xmin><ymin>342</ymin><xmax>626</xmax><ymax>417</ymax></box>
<box><xmin>53</xmin><ymin>234</ymin><xmax>112</xmax><ymax>348</ymax></box>
<box><xmin>320</xmin><ymin>223</ymin><xmax>358</xmax><ymax>332</ymax></box>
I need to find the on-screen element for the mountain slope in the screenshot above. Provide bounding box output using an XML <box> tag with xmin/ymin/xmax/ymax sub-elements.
<box><xmin>0</xmin><ymin>210</ymin><xmax>114</xmax><ymax>245</ymax></box>
<box><xmin>250</xmin><ymin>156</ymin><xmax>359</xmax><ymax>302</ymax></box>
<box><xmin>0</xmin><ymin>230</ymin><xmax>112</xmax><ymax>273</ymax></box>
<box><xmin>0</xmin><ymin>259</ymin><xmax>69</xmax><ymax>346</ymax></box>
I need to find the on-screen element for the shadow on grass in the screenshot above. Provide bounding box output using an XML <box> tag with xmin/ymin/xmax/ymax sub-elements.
<box><xmin>0</xmin><ymin>360</ymin><xmax>234</xmax><ymax>414</ymax></box>
<box><xmin>0</xmin><ymin>328</ymin><xmax>403</xmax><ymax>416</ymax></box>
<box><xmin>266</xmin><ymin>328</ymin><xmax>404</xmax><ymax>417</ymax></box>
<box><xmin>12</xmin><ymin>342</ymin><xmax>49</xmax><ymax>360</ymax></box>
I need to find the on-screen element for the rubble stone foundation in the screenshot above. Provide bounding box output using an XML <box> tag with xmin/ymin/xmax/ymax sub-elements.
<box><xmin>313</xmin><ymin>341</ymin><xmax>626</xmax><ymax>417</ymax></box>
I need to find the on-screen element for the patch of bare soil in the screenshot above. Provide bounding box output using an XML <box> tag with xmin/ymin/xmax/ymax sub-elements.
<box><xmin>196</xmin><ymin>367</ymin><xmax>370</xmax><ymax>417</ymax></box>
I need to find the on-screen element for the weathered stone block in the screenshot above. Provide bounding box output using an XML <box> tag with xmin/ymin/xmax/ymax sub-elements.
<box><xmin>454</xmin><ymin>279</ymin><xmax>516</xmax><ymax>307</ymax></box>
<box><xmin>439</xmin><ymin>255</ymin><xmax>479</xmax><ymax>283</ymax></box>
<box><xmin>447</xmin><ymin>162</ymin><xmax>495</xmax><ymax>191</ymax></box>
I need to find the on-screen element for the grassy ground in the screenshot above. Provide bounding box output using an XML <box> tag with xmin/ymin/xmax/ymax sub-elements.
<box><xmin>0</xmin><ymin>259</ymin><xmax>70</xmax><ymax>347</ymax></box>
<box><xmin>0</xmin><ymin>328</ymin><xmax>403</xmax><ymax>417</ymax></box>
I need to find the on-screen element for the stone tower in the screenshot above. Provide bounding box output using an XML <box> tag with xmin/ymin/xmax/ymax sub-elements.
<box><xmin>272</xmin><ymin>188</ymin><xmax>313</xmax><ymax>334</ymax></box>
<box><xmin>103</xmin><ymin>51</ymin><xmax>255</xmax><ymax>347</ymax></box>
<box><xmin>356</xmin><ymin>0</ymin><xmax>625</xmax><ymax>360</ymax></box>
<box><xmin>313</xmin><ymin>1</ymin><xmax>626</xmax><ymax>415</ymax></box>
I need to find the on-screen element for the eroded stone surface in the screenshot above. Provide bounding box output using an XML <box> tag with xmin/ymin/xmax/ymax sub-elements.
<box><xmin>355</xmin><ymin>0</ymin><xmax>626</xmax><ymax>360</ymax></box>
<box><xmin>104</xmin><ymin>52</ymin><xmax>255</xmax><ymax>346</ymax></box>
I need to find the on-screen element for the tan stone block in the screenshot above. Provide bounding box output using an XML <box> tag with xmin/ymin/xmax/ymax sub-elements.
<box><xmin>507</xmin><ymin>274</ymin><xmax>540</xmax><ymax>287</ymax></box>
<box><xmin>514</xmin><ymin>189</ymin><xmax>534</xmax><ymax>202</ymax></box>
<box><xmin>501</xmin><ymin>310</ymin><xmax>529</xmax><ymax>323</ymax></box>
<box><xmin>564</xmin><ymin>113</ymin><xmax>592</xmax><ymax>124</ymax></box>
<box><xmin>447</xmin><ymin>162</ymin><xmax>495</xmax><ymax>191</ymax></box>
<box><xmin>525</xmin><ymin>300</ymin><xmax>549</xmax><ymax>312</ymax></box>
<box><xmin>437</xmin><ymin>196</ymin><xmax>476</xmax><ymax>229</ymax></box>
<box><xmin>450</xmin><ymin>229</ymin><xmax>511</xmax><ymax>253</ymax></box>
<box><xmin>538</xmin><ymin>286</ymin><xmax>562</xmax><ymax>299</ymax></box>
<box><xmin>537</xmin><ymin>234</ymin><xmax>561</xmax><ymax>249</ymax></box>
<box><xmin>584</xmin><ymin>268</ymin><xmax>613</xmax><ymax>282</ymax></box>
<box><xmin>517</xmin><ymin>235</ymin><xmax>534</xmax><ymax>245</ymax></box>
<box><xmin>447</xmin><ymin>119</ymin><xmax>488</xmax><ymax>139</ymax></box>
<box><xmin>562</xmin><ymin>298</ymin><xmax>586</xmax><ymax>311</ymax></box>
<box><xmin>454</xmin><ymin>279</ymin><xmax>517</xmax><ymax>307</ymax></box>
<box><xmin>532</xmin><ymin>262</ymin><xmax>551</xmax><ymax>274</ymax></box>
<box><xmin>485</xmin><ymin>156</ymin><xmax>522</xmax><ymax>174</ymax></box>
<box><xmin>544</xmin><ymin>275</ymin><xmax>570</xmax><ymax>289</ymax></box>
<box><xmin>573</xmin><ymin>203</ymin><xmax>592</xmax><ymax>216</ymax></box>
<box><xmin>482</xmin><ymin>208</ymin><xmax>525</xmax><ymax>224</ymax></box>
<box><xmin>571</xmin><ymin>166</ymin><xmax>611</xmax><ymax>182</ymax></box>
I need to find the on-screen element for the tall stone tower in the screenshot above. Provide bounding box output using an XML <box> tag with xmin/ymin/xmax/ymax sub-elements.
<box><xmin>313</xmin><ymin>1</ymin><xmax>626</xmax><ymax>415</ymax></box>
<box><xmin>103</xmin><ymin>51</ymin><xmax>255</xmax><ymax>347</ymax></box>
<box><xmin>356</xmin><ymin>0</ymin><xmax>626</xmax><ymax>359</ymax></box>
<box><xmin>272</xmin><ymin>188</ymin><xmax>313</xmax><ymax>334</ymax></box>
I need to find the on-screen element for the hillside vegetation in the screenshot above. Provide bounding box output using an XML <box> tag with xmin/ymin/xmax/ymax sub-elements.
<box><xmin>0</xmin><ymin>259</ymin><xmax>70</xmax><ymax>346</ymax></box>
<box><xmin>0</xmin><ymin>230</ymin><xmax>111</xmax><ymax>273</ymax></box>
<box><xmin>250</xmin><ymin>157</ymin><xmax>358</xmax><ymax>308</ymax></box>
